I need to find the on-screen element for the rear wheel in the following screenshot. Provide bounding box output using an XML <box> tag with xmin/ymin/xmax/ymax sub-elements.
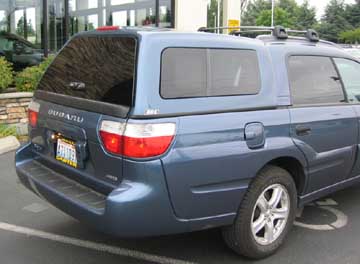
<box><xmin>222</xmin><ymin>165</ymin><xmax>297</xmax><ymax>259</ymax></box>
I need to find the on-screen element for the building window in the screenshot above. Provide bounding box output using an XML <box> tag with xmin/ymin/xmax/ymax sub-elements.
<box><xmin>159</xmin><ymin>0</ymin><xmax>172</xmax><ymax>27</ymax></box>
<box><xmin>1</xmin><ymin>0</ymin><xmax>174</xmax><ymax>56</ymax></box>
<box><xmin>0</xmin><ymin>0</ymin><xmax>43</xmax><ymax>48</ymax></box>
<box><xmin>109</xmin><ymin>0</ymin><xmax>156</xmax><ymax>27</ymax></box>
<box><xmin>48</xmin><ymin>0</ymin><xmax>66</xmax><ymax>51</ymax></box>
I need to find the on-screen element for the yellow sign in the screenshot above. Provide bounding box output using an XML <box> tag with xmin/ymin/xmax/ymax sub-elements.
<box><xmin>228</xmin><ymin>19</ymin><xmax>240</xmax><ymax>29</ymax></box>
<box><xmin>227</xmin><ymin>19</ymin><xmax>240</xmax><ymax>34</ymax></box>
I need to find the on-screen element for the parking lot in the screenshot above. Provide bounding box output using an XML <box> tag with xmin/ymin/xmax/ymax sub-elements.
<box><xmin>2</xmin><ymin>151</ymin><xmax>360</xmax><ymax>264</ymax></box>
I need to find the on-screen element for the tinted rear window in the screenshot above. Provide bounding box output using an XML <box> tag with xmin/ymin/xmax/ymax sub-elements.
<box><xmin>288</xmin><ymin>56</ymin><xmax>345</xmax><ymax>105</ymax></box>
<box><xmin>160</xmin><ymin>48</ymin><xmax>261</xmax><ymax>99</ymax></box>
<box><xmin>38</xmin><ymin>36</ymin><xmax>136</xmax><ymax>106</ymax></box>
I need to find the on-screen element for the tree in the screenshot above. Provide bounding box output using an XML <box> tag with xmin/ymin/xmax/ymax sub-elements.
<box><xmin>16</xmin><ymin>16</ymin><xmax>25</xmax><ymax>36</ymax></box>
<box><xmin>277</xmin><ymin>0</ymin><xmax>298</xmax><ymax>15</ymax></box>
<box><xmin>27</xmin><ymin>19</ymin><xmax>35</xmax><ymax>36</ymax></box>
<box><xmin>317</xmin><ymin>0</ymin><xmax>353</xmax><ymax>42</ymax></box>
<box><xmin>241</xmin><ymin>0</ymin><xmax>271</xmax><ymax>26</ymax></box>
<box><xmin>207</xmin><ymin>0</ymin><xmax>250</xmax><ymax>27</ymax></box>
<box><xmin>207</xmin><ymin>0</ymin><xmax>223</xmax><ymax>28</ymax></box>
<box><xmin>238</xmin><ymin>0</ymin><xmax>360</xmax><ymax>43</ymax></box>
<box><xmin>256</xmin><ymin>7</ymin><xmax>295</xmax><ymax>27</ymax></box>
<box><xmin>241</xmin><ymin>0</ymin><xmax>317</xmax><ymax>29</ymax></box>
<box><xmin>87</xmin><ymin>22</ymin><xmax>95</xmax><ymax>31</ymax></box>
<box><xmin>0</xmin><ymin>17</ymin><xmax>7</xmax><ymax>32</ymax></box>
<box><xmin>295</xmin><ymin>0</ymin><xmax>317</xmax><ymax>29</ymax></box>
<box><xmin>240</xmin><ymin>0</ymin><xmax>250</xmax><ymax>16</ymax></box>
<box><xmin>16</xmin><ymin>16</ymin><xmax>35</xmax><ymax>38</ymax></box>
<box><xmin>207</xmin><ymin>0</ymin><xmax>249</xmax><ymax>29</ymax></box>
<box><xmin>345</xmin><ymin>3</ymin><xmax>360</xmax><ymax>28</ymax></box>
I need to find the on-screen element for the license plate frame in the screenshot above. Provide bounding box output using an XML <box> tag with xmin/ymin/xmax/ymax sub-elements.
<box><xmin>56</xmin><ymin>137</ymin><xmax>78</xmax><ymax>168</ymax></box>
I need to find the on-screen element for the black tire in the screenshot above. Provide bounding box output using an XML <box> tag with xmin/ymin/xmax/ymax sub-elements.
<box><xmin>222</xmin><ymin>165</ymin><xmax>297</xmax><ymax>259</ymax></box>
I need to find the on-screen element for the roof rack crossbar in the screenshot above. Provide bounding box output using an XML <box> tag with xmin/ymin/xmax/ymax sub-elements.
<box><xmin>199</xmin><ymin>25</ymin><xmax>288</xmax><ymax>39</ymax></box>
<box><xmin>198</xmin><ymin>26</ymin><xmax>320</xmax><ymax>43</ymax></box>
<box><xmin>287</xmin><ymin>30</ymin><xmax>307</xmax><ymax>34</ymax></box>
<box><xmin>229</xmin><ymin>29</ymin><xmax>273</xmax><ymax>36</ymax></box>
<box><xmin>199</xmin><ymin>26</ymin><xmax>274</xmax><ymax>32</ymax></box>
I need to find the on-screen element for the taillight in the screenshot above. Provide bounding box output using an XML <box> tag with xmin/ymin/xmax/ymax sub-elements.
<box><xmin>28</xmin><ymin>101</ymin><xmax>40</xmax><ymax>127</ymax></box>
<box><xmin>99</xmin><ymin>121</ymin><xmax>126</xmax><ymax>155</ymax></box>
<box><xmin>99</xmin><ymin>120</ymin><xmax>176</xmax><ymax>158</ymax></box>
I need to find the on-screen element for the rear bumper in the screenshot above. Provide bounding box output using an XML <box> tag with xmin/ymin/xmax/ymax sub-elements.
<box><xmin>15</xmin><ymin>143</ymin><xmax>234</xmax><ymax>237</ymax></box>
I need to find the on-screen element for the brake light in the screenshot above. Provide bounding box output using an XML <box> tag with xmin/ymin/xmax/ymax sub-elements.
<box><xmin>99</xmin><ymin>121</ymin><xmax>125</xmax><ymax>155</ymax></box>
<box><xmin>99</xmin><ymin>120</ymin><xmax>176</xmax><ymax>158</ymax></box>
<box><xmin>28</xmin><ymin>101</ymin><xmax>40</xmax><ymax>127</ymax></box>
<box><xmin>96</xmin><ymin>26</ymin><xmax>120</xmax><ymax>31</ymax></box>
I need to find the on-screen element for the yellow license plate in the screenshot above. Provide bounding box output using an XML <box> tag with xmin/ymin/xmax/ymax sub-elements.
<box><xmin>56</xmin><ymin>138</ymin><xmax>77</xmax><ymax>168</ymax></box>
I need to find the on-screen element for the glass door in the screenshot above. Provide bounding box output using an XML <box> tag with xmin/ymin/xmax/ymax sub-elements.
<box><xmin>48</xmin><ymin>0</ymin><xmax>65</xmax><ymax>51</ymax></box>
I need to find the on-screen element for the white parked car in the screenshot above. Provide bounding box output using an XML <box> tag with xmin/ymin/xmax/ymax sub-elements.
<box><xmin>344</xmin><ymin>48</ymin><xmax>360</xmax><ymax>59</ymax></box>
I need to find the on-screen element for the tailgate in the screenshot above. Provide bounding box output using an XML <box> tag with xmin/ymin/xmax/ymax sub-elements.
<box><xmin>27</xmin><ymin>33</ymin><xmax>138</xmax><ymax>191</ymax></box>
<box><xmin>30</xmin><ymin>99</ymin><xmax>126</xmax><ymax>189</ymax></box>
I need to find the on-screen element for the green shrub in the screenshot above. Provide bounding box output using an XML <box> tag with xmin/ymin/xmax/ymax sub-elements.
<box><xmin>0</xmin><ymin>124</ymin><xmax>17</xmax><ymax>138</ymax></box>
<box><xmin>15</xmin><ymin>66</ymin><xmax>43</xmax><ymax>92</ymax></box>
<box><xmin>339</xmin><ymin>28</ymin><xmax>360</xmax><ymax>44</ymax></box>
<box><xmin>0</xmin><ymin>57</ymin><xmax>14</xmax><ymax>92</ymax></box>
<box><xmin>39</xmin><ymin>55</ymin><xmax>55</xmax><ymax>70</ymax></box>
<box><xmin>15</xmin><ymin>55</ymin><xmax>54</xmax><ymax>92</ymax></box>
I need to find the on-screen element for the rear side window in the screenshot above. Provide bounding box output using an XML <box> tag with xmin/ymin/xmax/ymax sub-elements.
<box><xmin>288</xmin><ymin>56</ymin><xmax>345</xmax><ymax>105</ymax></box>
<box><xmin>334</xmin><ymin>58</ymin><xmax>360</xmax><ymax>103</ymax></box>
<box><xmin>38</xmin><ymin>36</ymin><xmax>136</xmax><ymax>106</ymax></box>
<box><xmin>160</xmin><ymin>48</ymin><xmax>261</xmax><ymax>99</ymax></box>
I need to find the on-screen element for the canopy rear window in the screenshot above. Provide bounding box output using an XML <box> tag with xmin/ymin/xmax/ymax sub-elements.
<box><xmin>160</xmin><ymin>48</ymin><xmax>261</xmax><ymax>99</ymax></box>
<box><xmin>37</xmin><ymin>36</ymin><xmax>136</xmax><ymax>106</ymax></box>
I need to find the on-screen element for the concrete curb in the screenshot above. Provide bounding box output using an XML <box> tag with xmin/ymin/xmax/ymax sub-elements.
<box><xmin>0</xmin><ymin>92</ymin><xmax>33</xmax><ymax>100</ymax></box>
<box><xmin>0</xmin><ymin>136</ymin><xmax>20</xmax><ymax>155</ymax></box>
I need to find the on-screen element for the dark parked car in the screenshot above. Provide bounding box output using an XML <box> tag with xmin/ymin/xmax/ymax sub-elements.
<box><xmin>0</xmin><ymin>32</ymin><xmax>44</xmax><ymax>70</ymax></box>
<box><xmin>15</xmin><ymin>26</ymin><xmax>360</xmax><ymax>259</ymax></box>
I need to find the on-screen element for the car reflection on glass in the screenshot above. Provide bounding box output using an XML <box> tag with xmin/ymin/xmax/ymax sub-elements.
<box><xmin>0</xmin><ymin>32</ymin><xmax>45</xmax><ymax>71</ymax></box>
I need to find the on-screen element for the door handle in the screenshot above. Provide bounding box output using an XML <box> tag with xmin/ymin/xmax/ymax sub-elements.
<box><xmin>295</xmin><ymin>125</ymin><xmax>311</xmax><ymax>136</ymax></box>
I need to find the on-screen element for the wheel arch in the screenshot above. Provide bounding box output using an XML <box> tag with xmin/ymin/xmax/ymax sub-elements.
<box><xmin>264</xmin><ymin>156</ymin><xmax>308</xmax><ymax>196</ymax></box>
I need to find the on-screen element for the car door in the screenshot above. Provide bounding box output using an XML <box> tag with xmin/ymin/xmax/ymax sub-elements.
<box><xmin>334</xmin><ymin>57</ymin><xmax>360</xmax><ymax>179</ymax></box>
<box><xmin>288</xmin><ymin>55</ymin><xmax>358</xmax><ymax>193</ymax></box>
<box><xmin>12</xmin><ymin>40</ymin><xmax>32</xmax><ymax>68</ymax></box>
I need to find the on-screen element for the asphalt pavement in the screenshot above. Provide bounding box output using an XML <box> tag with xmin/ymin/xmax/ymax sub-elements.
<box><xmin>1</xmin><ymin>151</ymin><xmax>360</xmax><ymax>264</ymax></box>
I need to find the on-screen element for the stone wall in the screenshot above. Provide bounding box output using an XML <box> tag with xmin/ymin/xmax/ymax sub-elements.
<box><xmin>0</xmin><ymin>92</ymin><xmax>33</xmax><ymax>135</ymax></box>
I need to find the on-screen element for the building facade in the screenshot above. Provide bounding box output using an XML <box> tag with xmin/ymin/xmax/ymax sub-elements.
<box><xmin>0</xmin><ymin>0</ymin><xmax>239</xmax><ymax>53</ymax></box>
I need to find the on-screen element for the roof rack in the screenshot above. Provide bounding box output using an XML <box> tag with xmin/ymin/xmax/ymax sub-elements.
<box><xmin>287</xmin><ymin>29</ymin><xmax>320</xmax><ymax>42</ymax></box>
<box><xmin>198</xmin><ymin>26</ymin><xmax>320</xmax><ymax>43</ymax></box>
